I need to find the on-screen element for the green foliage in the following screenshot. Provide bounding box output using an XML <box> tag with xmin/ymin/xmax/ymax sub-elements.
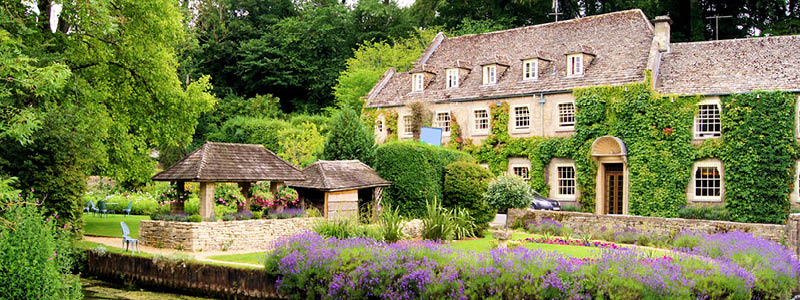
<box><xmin>484</xmin><ymin>174</ymin><xmax>532</xmax><ymax>213</ymax></box>
<box><xmin>278</xmin><ymin>122</ymin><xmax>325</xmax><ymax>167</ymax></box>
<box><xmin>717</xmin><ymin>92</ymin><xmax>797</xmax><ymax>223</ymax></box>
<box><xmin>0</xmin><ymin>205</ymin><xmax>81</xmax><ymax>300</ymax></box>
<box><xmin>421</xmin><ymin>198</ymin><xmax>454</xmax><ymax>241</ymax></box>
<box><xmin>333</xmin><ymin>29</ymin><xmax>437</xmax><ymax>111</ymax></box>
<box><xmin>374</xmin><ymin>141</ymin><xmax>472</xmax><ymax>217</ymax></box>
<box><xmin>677</xmin><ymin>206</ymin><xmax>731</xmax><ymax>221</ymax></box>
<box><xmin>322</xmin><ymin>108</ymin><xmax>376</xmax><ymax>165</ymax></box>
<box><xmin>187</xmin><ymin>215</ymin><xmax>203</xmax><ymax>222</ymax></box>
<box><xmin>313</xmin><ymin>217</ymin><xmax>384</xmax><ymax>241</ymax></box>
<box><xmin>379</xmin><ymin>205</ymin><xmax>405</xmax><ymax>243</ymax></box>
<box><xmin>214</xmin><ymin>183</ymin><xmax>246</xmax><ymax>207</ymax></box>
<box><xmin>443</xmin><ymin>161</ymin><xmax>495</xmax><ymax>233</ymax></box>
<box><xmin>209</xmin><ymin>116</ymin><xmax>294</xmax><ymax>152</ymax></box>
<box><xmin>451</xmin><ymin>207</ymin><xmax>479</xmax><ymax>240</ymax></box>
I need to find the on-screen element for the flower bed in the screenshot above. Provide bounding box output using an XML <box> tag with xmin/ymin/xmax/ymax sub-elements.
<box><xmin>265</xmin><ymin>231</ymin><xmax>799</xmax><ymax>299</ymax></box>
<box><xmin>522</xmin><ymin>237</ymin><xmax>624</xmax><ymax>250</ymax></box>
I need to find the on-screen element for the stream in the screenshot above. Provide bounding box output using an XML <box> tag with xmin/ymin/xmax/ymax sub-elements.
<box><xmin>81</xmin><ymin>277</ymin><xmax>217</xmax><ymax>300</ymax></box>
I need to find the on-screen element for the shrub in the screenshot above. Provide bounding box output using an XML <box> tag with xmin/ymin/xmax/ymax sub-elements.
<box><xmin>305</xmin><ymin>207</ymin><xmax>322</xmax><ymax>217</ymax></box>
<box><xmin>0</xmin><ymin>205</ymin><xmax>81</xmax><ymax>300</ymax></box>
<box><xmin>380</xmin><ymin>205</ymin><xmax>404</xmax><ymax>243</ymax></box>
<box><xmin>677</xmin><ymin>205</ymin><xmax>730</xmax><ymax>221</ymax></box>
<box><xmin>374</xmin><ymin>141</ymin><xmax>471</xmax><ymax>217</ymax></box>
<box><xmin>321</xmin><ymin>107</ymin><xmax>376</xmax><ymax>166</ymax></box>
<box><xmin>451</xmin><ymin>207</ymin><xmax>478</xmax><ymax>240</ymax></box>
<box><xmin>525</xmin><ymin>218</ymin><xmax>567</xmax><ymax>236</ymax></box>
<box><xmin>150</xmin><ymin>213</ymin><xmax>189</xmax><ymax>222</ymax></box>
<box><xmin>421</xmin><ymin>198</ymin><xmax>454</xmax><ymax>241</ymax></box>
<box><xmin>561</xmin><ymin>204</ymin><xmax>581</xmax><ymax>212</ymax></box>
<box><xmin>313</xmin><ymin>217</ymin><xmax>383</xmax><ymax>241</ymax></box>
<box><xmin>484</xmin><ymin>174</ymin><xmax>532</xmax><ymax>214</ymax></box>
<box><xmin>252</xmin><ymin>211</ymin><xmax>263</xmax><ymax>219</ymax></box>
<box><xmin>214</xmin><ymin>183</ymin><xmax>246</xmax><ymax>207</ymax></box>
<box><xmin>442</xmin><ymin>161</ymin><xmax>495</xmax><ymax>233</ymax></box>
<box><xmin>187</xmin><ymin>215</ymin><xmax>202</xmax><ymax>222</ymax></box>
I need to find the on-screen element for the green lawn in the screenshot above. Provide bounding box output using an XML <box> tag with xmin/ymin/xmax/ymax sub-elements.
<box><xmin>82</xmin><ymin>213</ymin><xmax>150</xmax><ymax>239</ymax></box>
<box><xmin>74</xmin><ymin>240</ymin><xmax>154</xmax><ymax>258</ymax></box>
<box><xmin>207</xmin><ymin>251</ymin><xmax>269</xmax><ymax>265</ymax></box>
<box><xmin>449</xmin><ymin>231</ymin><xmax>600</xmax><ymax>258</ymax></box>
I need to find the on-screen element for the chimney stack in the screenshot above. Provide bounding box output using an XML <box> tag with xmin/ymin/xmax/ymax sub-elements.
<box><xmin>653</xmin><ymin>16</ymin><xmax>672</xmax><ymax>52</ymax></box>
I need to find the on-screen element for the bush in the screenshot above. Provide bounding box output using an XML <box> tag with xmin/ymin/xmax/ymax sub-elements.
<box><xmin>321</xmin><ymin>107</ymin><xmax>376</xmax><ymax>166</ymax></box>
<box><xmin>443</xmin><ymin>161</ymin><xmax>495</xmax><ymax>233</ymax></box>
<box><xmin>561</xmin><ymin>204</ymin><xmax>581</xmax><ymax>212</ymax></box>
<box><xmin>484</xmin><ymin>174</ymin><xmax>532</xmax><ymax>214</ymax></box>
<box><xmin>313</xmin><ymin>217</ymin><xmax>383</xmax><ymax>241</ymax></box>
<box><xmin>677</xmin><ymin>205</ymin><xmax>730</xmax><ymax>221</ymax></box>
<box><xmin>187</xmin><ymin>215</ymin><xmax>202</xmax><ymax>222</ymax></box>
<box><xmin>374</xmin><ymin>141</ymin><xmax>472</xmax><ymax>217</ymax></box>
<box><xmin>380</xmin><ymin>205</ymin><xmax>404</xmax><ymax>243</ymax></box>
<box><xmin>451</xmin><ymin>207</ymin><xmax>478</xmax><ymax>240</ymax></box>
<box><xmin>208</xmin><ymin>116</ymin><xmax>293</xmax><ymax>153</ymax></box>
<box><xmin>421</xmin><ymin>198</ymin><xmax>454</xmax><ymax>241</ymax></box>
<box><xmin>0</xmin><ymin>205</ymin><xmax>81</xmax><ymax>300</ymax></box>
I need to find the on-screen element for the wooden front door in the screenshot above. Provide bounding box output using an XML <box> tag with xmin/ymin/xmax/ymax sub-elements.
<box><xmin>605</xmin><ymin>163</ymin><xmax>624</xmax><ymax>215</ymax></box>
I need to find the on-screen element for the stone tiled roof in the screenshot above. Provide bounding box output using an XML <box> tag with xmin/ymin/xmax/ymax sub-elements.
<box><xmin>286</xmin><ymin>160</ymin><xmax>391</xmax><ymax>192</ymax></box>
<box><xmin>365</xmin><ymin>9</ymin><xmax>655</xmax><ymax>108</ymax></box>
<box><xmin>152</xmin><ymin>142</ymin><xmax>304</xmax><ymax>182</ymax></box>
<box><xmin>657</xmin><ymin>35</ymin><xmax>800</xmax><ymax>95</ymax></box>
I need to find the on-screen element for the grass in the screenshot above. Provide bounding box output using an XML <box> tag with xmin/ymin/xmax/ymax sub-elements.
<box><xmin>449</xmin><ymin>231</ymin><xmax>600</xmax><ymax>258</ymax></box>
<box><xmin>74</xmin><ymin>240</ymin><xmax>154</xmax><ymax>258</ymax></box>
<box><xmin>83</xmin><ymin>213</ymin><xmax>150</xmax><ymax>239</ymax></box>
<box><xmin>207</xmin><ymin>252</ymin><xmax>269</xmax><ymax>265</ymax></box>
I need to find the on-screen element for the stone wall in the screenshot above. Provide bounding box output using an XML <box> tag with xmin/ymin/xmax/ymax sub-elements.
<box><xmin>508</xmin><ymin>209</ymin><xmax>800</xmax><ymax>253</ymax></box>
<box><xmin>139</xmin><ymin>217</ymin><xmax>320</xmax><ymax>252</ymax></box>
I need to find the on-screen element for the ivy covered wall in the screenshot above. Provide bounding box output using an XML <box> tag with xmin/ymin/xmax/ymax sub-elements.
<box><xmin>463</xmin><ymin>78</ymin><xmax>799</xmax><ymax>223</ymax></box>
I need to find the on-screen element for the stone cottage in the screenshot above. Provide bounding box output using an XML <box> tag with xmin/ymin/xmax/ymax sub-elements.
<box><xmin>363</xmin><ymin>9</ymin><xmax>800</xmax><ymax>215</ymax></box>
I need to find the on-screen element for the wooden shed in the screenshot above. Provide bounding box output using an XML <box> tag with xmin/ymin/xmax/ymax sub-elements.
<box><xmin>287</xmin><ymin>160</ymin><xmax>390</xmax><ymax>219</ymax></box>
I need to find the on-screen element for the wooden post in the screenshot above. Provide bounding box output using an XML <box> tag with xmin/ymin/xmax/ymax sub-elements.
<box><xmin>237</xmin><ymin>182</ymin><xmax>252</xmax><ymax>214</ymax></box>
<box><xmin>199</xmin><ymin>182</ymin><xmax>216</xmax><ymax>221</ymax></box>
<box><xmin>269</xmin><ymin>181</ymin><xmax>285</xmax><ymax>194</ymax></box>
<box><xmin>170</xmin><ymin>181</ymin><xmax>186</xmax><ymax>215</ymax></box>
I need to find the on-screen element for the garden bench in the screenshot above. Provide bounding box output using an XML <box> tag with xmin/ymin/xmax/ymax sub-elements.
<box><xmin>120</xmin><ymin>221</ymin><xmax>139</xmax><ymax>253</ymax></box>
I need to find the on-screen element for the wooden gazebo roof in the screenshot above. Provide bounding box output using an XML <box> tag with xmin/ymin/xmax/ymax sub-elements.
<box><xmin>286</xmin><ymin>160</ymin><xmax>391</xmax><ymax>192</ymax></box>
<box><xmin>152</xmin><ymin>142</ymin><xmax>304</xmax><ymax>182</ymax></box>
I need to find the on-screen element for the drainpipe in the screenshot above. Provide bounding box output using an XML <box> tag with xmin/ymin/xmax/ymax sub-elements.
<box><xmin>537</xmin><ymin>93</ymin><xmax>546</xmax><ymax>137</ymax></box>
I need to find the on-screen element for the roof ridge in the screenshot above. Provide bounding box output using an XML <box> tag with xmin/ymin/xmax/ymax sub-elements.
<box><xmin>196</xmin><ymin>142</ymin><xmax>209</xmax><ymax>180</ymax></box>
<box><xmin>672</xmin><ymin>34</ymin><xmax>800</xmax><ymax>46</ymax></box>
<box><xmin>317</xmin><ymin>162</ymin><xmax>331</xmax><ymax>190</ymax></box>
<box><xmin>446</xmin><ymin>9</ymin><xmax>646</xmax><ymax>41</ymax></box>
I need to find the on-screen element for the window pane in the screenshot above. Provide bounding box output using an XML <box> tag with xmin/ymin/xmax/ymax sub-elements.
<box><xmin>513</xmin><ymin>167</ymin><xmax>530</xmax><ymax>181</ymax></box>
<box><xmin>558</xmin><ymin>103</ymin><xmax>575</xmax><ymax>127</ymax></box>
<box><xmin>695</xmin><ymin>166</ymin><xmax>721</xmax><ymax>197</ymax></box>
<box><xmin>558</xmin><ymin>166</ymin><xmax>576</xmax><ymax>195</ymax></box>
<box><xmin>403</xmin><ymin>115</ymin><xmax>413</xmax><ymax>135</ymax></box>
<box><xmin>696</xmin><ymin>104</ymin><xmax>721</xmax><ymax>137</ymax></box>
<box><xmin>436</xmin><ymin>112</ymin><xmax>450</xmax><ymax>133</ymax></box>
<box><xmin>474</xmin><ymin>109</ymin><xmax>489</xmax><ymax>131</ymax></box>
<box><xmin>514</xmin><ymin>107</ymin><xmax>530</xmax><ymax>129</ymax></box>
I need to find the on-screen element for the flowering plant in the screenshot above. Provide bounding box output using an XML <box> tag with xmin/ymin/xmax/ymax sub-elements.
<box><xmin>250</xmin><ymin>182</ymin><xmax>273</xmax><ymax>209</ymax></box>
<box><xmin>255</xmin><ymin>186</ymin><xmax>299</xmax><ymax>209</ymax></box>
<box><xmin>214</xmin><ymin>183</ymin><xmax>245</xmax><ymax>207</ymax></box>
<box><xmin>156</xmin><ymin>184</ymin><xmax>191</xmax><ymax>207</ymax></box>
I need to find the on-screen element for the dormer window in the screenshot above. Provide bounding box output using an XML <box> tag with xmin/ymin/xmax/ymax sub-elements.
<box><xmin>482</xmin><ymin>65</ymin><xmax>497</xmax><ymax>85</ymax></box>
<box><xmin>446</xmin><ymin>68</ymin><xmax>459</xmax><ymax>89</ymax></box>
<box><xmin>412</xmin><ymin>73</ymin><xmax>425</xmax><ymax>92</ymax></box>
<box><xmin>567</xmin><ymin>54</ymin><xmax>584</xmax><ymax>77</ymax></box>
<box><xmin>523</xmin><ymin>59</ymin><xmax>538</xmax><ymax>80</ymax></box>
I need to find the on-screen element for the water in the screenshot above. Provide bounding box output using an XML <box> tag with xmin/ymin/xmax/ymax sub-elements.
<box><xmin>81</xmin><ymin>277</ymin><xmax>217</xmax><ymax>300</ymax></box>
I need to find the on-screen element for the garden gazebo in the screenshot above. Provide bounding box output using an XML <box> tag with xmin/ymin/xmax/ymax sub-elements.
<box><xmin>286</xmin><ymin>160</ymin><xmax>390</xmax><ymax>219</ymax></box>
<box><xmin>152</xmin><ymin>142</ymin><xmax>305</xmax><ymax>221</ymax></box>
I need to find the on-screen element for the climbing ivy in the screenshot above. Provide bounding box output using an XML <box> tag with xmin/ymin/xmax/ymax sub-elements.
<box><xmin>466</xmin><ymin>75</ymin><xmax>798</xmax><ymax>222</ymax></box>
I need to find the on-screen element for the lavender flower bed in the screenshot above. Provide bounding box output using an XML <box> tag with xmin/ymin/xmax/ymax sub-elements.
<box><xmin>264</xmin><ymin>231</ymin><xmax>798</xmax><ymax>299</ymax></box>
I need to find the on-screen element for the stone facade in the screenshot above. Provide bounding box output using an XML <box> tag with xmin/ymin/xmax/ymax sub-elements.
<box><xmin>139</xmin><ymin>217</ymin><xmax>320</xmax><ymax>252</ymax></box>
<box><xmin>508</xmin><ymin>209</ymin><xmax>800</xmax><ymax>253</ymax></box>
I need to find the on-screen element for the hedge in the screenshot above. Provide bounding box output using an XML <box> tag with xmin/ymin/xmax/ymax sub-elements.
<box><xmin>374</xmin><ymin>141</ymin><xmax>472</xmax><ymax>217</ymax></box>
<box><xmin>442</xmin><ymin>161</ymin><xmax>495</xmax><ymax>232</ymax></box>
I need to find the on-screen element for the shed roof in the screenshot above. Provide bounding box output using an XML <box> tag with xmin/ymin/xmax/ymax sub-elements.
<box><xmin>152</xmin><ymin>142</ymin><xmax>304</xmax><ymax>182</ymax></box>
<box><xmin>286</xmin><ymin>160</ymin><xmax>391</xmax><ymax>192</ymax></box>
<box><xmin>656</xmin><ymin>35</ymin><xmax>800</xmax><ymax>95</ymax></box>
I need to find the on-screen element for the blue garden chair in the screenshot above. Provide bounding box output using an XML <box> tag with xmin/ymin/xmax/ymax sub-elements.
<box><xmin>97</xmin><ymin>200</ymin><xmax>108</xmax><ymax>218</ymax></box>
<box><xmin>83</xmin><ymin>200</ymin><xmax>94</xmax><ymax>214</ymax></box>
<box><xmin>122</xmin><ymin>201</ymin><xmax>133</xmax><ymax>217</ymax></box>
<box><xmin>90</xmin><ymin>200</ymin><xmax>100</xmax><ymax>216</ymax></box>
<box><xmin>120</xmin><ymin>221</ymin><xmax>139</xmax><ymax>253</ymax></box>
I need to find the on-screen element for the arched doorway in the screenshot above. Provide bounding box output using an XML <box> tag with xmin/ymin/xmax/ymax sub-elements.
<box><xmin>591</xmin><ymin>136</ymin><xmax>628</xmax><ymax>215</ymax></box>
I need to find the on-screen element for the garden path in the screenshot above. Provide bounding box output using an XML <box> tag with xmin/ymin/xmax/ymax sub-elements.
<box><xmin>83</xmin><ymin>236</ymin><xmax>265</xmax><ymax>268</ymax></box>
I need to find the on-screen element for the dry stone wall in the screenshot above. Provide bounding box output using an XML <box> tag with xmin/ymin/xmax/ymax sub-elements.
<box><xmin>139</xmin><ymin>217</ymin><xmax>320</xmax><ymax>252</ymax></box>
<box><xmin>508</xmin><ymin>209</ymin><xmax>800</xmax><ymax>253</ymax></box>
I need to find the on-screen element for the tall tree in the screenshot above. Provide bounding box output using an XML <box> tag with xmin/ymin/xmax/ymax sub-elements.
<box><xmin>322</xmin><ymin>107</ymin><xmax>376</xmax><ymax>166</ymax></box>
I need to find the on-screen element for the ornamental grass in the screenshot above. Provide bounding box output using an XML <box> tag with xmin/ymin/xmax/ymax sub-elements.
<box><xmin>265</xmin><ymin>231</ymin><xmax>799</xmax><ymax>300</ymax></box>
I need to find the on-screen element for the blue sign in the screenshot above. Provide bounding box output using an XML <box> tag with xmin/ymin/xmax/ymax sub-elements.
<box><xmin>420</xmin><ymin>127</ymin><xmax>442</xmax><ymax>147</ymax></box>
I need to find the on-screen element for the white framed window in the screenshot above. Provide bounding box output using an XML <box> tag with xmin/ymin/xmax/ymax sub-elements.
<box><xmin>473</xmin><ymin>108</ymin><xmax>490</xmax><ymax>135</ymax></box>
<box><xmin>511</xmin><ymin>105</ymin><xmax>531</xmax><ymax>132</ymax></box>
<box><xmin>558</xmin><ymin>102</ymin><xmax>576</xmax><ymax>127</ymax></box>
<box><xmin>567</xmin><ymin>54</ymin><xmax>584</xmax><ymax>77</ymax></box>
<box><xmin>695</xmin><ymin>102</ymin><xmax>721</xmax><ymax>138</ymax></box>
<box><xmin>691</xmin><ymin>160</ymin><xmax>723</xmax><ymax>201</ymax></box>
<box><xmin>482</xmin><ymin>64</ymin><xmax>497</xmax><ymax>85</ymax></box>
<box><xmin>435</xmin><ymin>111</ymin><xmax>451</xmax><ymax>136</ymax></box>
<box><xmin>523</xmin><ymin>59</ymin><xmax>538</xmax><ymax>80</ymax></box>
<box><xmin>557</xmin><ymin>166</ymin><xmax>576</xmax><ymax>196</ymax></box>
<box><xmin>402</xmin><ymin>115</ymin><xmax>413</xmax><ymax>137</ymax></box>
<box><xmin>513</xmin><ymin>166</ymin><xmax>530</xmax><ymax>181</ymax></box>
<box><xmin>412</xmin><ymin>73</ymin><xmax>425</xmax><ymax>92</ymax></box>
<box><xmin>446</xmin><ymin>68</ymin><xmax>459</xmax><ymax>89</ymax></box>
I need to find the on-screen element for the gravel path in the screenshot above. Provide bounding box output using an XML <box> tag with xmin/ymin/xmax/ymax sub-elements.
<box><xmin>83</xmin><ymin>235</ymin><xmax>266</xmax><ymax>268</ymax></box>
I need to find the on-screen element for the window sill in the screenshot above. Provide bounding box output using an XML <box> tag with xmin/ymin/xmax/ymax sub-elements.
<box><xmin>510</xmin><ymin>129</ymin><xmax>531</xmax><ymax>134</ymax></box>
<box><xmin>472</xmin><ymin>132</ymin><xmax>490</xmax><ymax>137</ymax></box>
<box><xmin>552</xmin><ymin>195</ymin><xmax>577</xmax><ymax>201</ymax></box>
<box><xmin>520</xmin><ymin>78</ymin><xmax>538</xmax><ymax>82</ymax></box>
<box><xmin>565</xmin><ymin>74</ymin><xmax>584</xmax><ymax>78</ymax></box>
<box><xmin>691</xmin><ymin>198</ymin><xmax>723</xmax><ymax>203</ymax></box>
<box><xmin>555</xmin><ymin>127</ymin><xmax>575</xmax><ymax>132</ymax></box>
<box><xmin>694</xmin><ymin>134</ymin><xmax>721</xmax><ymax>140</ymax></box>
